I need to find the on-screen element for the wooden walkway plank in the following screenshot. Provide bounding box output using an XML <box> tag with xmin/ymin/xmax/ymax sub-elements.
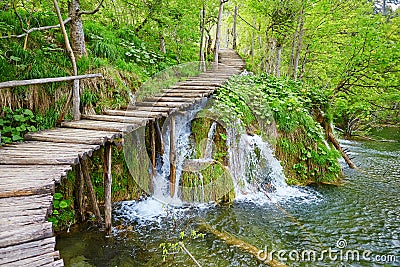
<box><xmin>135</xmin><ymin>106</ymin><xmax>178</xmax><ymax>113</ymax></box>
<box><xmin>0</xmin><ymin>237</ymin><xmax>57</xmax><ymax>266</ymax></box>
<box><xmin>143</xmin><ymin>96</ymin><xmax>201</xmax><ymax>102</ymax></box>
<box><xmin>0</xmin><ymin>142</ymin><xmax>101</xmax><ymax>165</ymax></box>
<box><xmin>155</xmin><ymin>92</ymin><xmax>209</xmax><ymax>98</ymax></box>
<box><xmin>25</xmin><ymin>129</ymin><xmax>121</xmax><ymax>145</ymax></box>
<box><xmin>104</xmin><ymin>109</ymin><xmax>167</xmax><ymax>118</ymax></box>
<box><xmin>61</xmin><ymin>119</ymin><xmax>140</xmax><ymax>132</ymax></box>
<box><xmin>0</xmin><ymin>222</ymin><xmax>53</xmax><ymax>248</ymax></box>
<box><xmin>82</xmin><ymin>114</ymin><xmax>151</xmax><ymax>124</ymax></box>
<box><xmin>169</xmin><ymin>85</ymin><xmax>219</xmax><ymax>90</ymax></box>
<box><xmin>135</xmin><ymin>101</ymin><xmax>193</xmax><ymax>108</ymax></box>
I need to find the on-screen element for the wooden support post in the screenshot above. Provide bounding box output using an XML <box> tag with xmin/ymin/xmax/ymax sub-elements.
<box><xmin>80</xmin><ymin>158</ymin><xmax>103</xmax><ymax>226</ymax></box>
<box><xmin>75</xmin><ymin>163</ymin><xmax>86</xmax><ymax>222</ymax></box>
<box><xmin>103</xmin><ymin>143</ymin><xmax>112</xmax><ymax>234</ymax></box>
<box><xmin>151</xmin><ymin>122</ymin><xmax>157</xmax><ymax>175</ymax></box>
<box><xmin>155</xmin><ymin>119</ymin><xmax>164</xmax><ymax>155</ymax></box>
<box><xmin>169</xmin><ymin>116</ymin><xmax>177</xmax><ymax>197</ymax></box>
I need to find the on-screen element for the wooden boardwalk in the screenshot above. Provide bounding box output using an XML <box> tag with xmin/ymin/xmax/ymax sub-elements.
<box><xmin>0</xmin><ymin>49</ymin><xmax>245</xmax><ymax>266</ymax></box>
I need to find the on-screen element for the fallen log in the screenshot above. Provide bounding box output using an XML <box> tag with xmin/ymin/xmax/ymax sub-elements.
<box><xmin>198</xmin><ymin>223</ymin><xmax>287</xmax><ymax>267</ymax></box>
<box><xmin>327</xmin><ymin>132</ymin><xmax>357</xmax><ymax>169</ymax></box>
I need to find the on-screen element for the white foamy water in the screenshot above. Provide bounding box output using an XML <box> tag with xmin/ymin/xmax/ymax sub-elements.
<box><xmin>227</xmin><ymin>124</ymin><xmax>321</xmax><ymax>204</ymax></box>
<box><xmin>115</xmin><ymin>112</ymin><xmax>321</xmax><ymax>224</ymax></box>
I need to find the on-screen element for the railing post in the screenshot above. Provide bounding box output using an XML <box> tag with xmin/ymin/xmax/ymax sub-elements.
<box><xmin>73</xmin><ymin>79</ymin><xmax>81</xmax><ymax>120</ymax></box>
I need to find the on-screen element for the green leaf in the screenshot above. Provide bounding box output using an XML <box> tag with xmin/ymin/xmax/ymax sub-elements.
<box><xmin>59</xmin><ymin>200</ymin><xmax>69</xmax><ymax>209</ymax></box>
<box><xmin>13</xmin><ymin>114</ymin><xmax>23</xmax><ymax>122</ymax></box>
<box><xmin>23</xmin><ymin>109</ymin><xmax>33</xmax><ymax>116</ymax></box>
<box><xmin>27</xmin><ymin>126</ymin><xmax>37</xmax><ymax>132</ymax></box>
<box><xmin>12</xmin><ymin>134</ymin><xmax>23</xmax><ymax>141</ymax></box>
<box><xmin>10</xmin><ymin>56</ymin><xmax>21</xmax><ymax>62</ymax></box>
<box><xmin>53</xmin><ymin>192</ymin><xmax>63</xmax><ymax>200</ymax></box>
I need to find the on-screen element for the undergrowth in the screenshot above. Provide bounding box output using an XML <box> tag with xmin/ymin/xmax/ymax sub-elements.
<box><xmin>213</xmin><ymin>74</ymin><xmax>342</xmax><ymax>185</ymax></box>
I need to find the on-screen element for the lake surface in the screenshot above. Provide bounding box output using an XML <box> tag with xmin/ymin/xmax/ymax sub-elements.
<box><xmin>57</xmin><ymin>127</ymin><xmax>400</xmax><ymax>266</ymax></box>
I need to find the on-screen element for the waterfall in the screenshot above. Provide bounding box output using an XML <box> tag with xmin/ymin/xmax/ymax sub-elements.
<box><xmin>152</xmin><ymin>98</ymin><xmax>208</xmax><ymax>205</ymax></box>
<box><xmin>116</xmin><ymin>108</ymin><xmax>319</xmax><ymax>224</ymax></box>
<box><xmin>226</xmin><ymin>123</ymin><xmax>313</xmax><ymax>204</ymax></box>
<box><xmin>204</xmin><ymin>122</ymin><xmax>217</xmax><ymax>159</ymax></box>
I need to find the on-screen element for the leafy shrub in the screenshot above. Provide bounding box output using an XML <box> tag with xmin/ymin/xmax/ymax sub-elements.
<box><xmin>213</xmin><ymin>74</ymin><xmax>342</xmax><ymax>185</ymax></box>
<box><xmin>48</xmin><ymin>192</ymin><xmax>75</xmax><ymax>232</ymax></box>
<box><xmin>0</xmin><ymin>107</ymin><xmax>37</xmax><ymax>144</ymax></box>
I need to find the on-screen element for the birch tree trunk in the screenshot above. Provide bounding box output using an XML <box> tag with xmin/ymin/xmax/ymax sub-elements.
<box><xmin>68</xmin><ymin>0</ymin><xmax>87</xmax><ymax>57</ymax></box>
<box><xmin>293</xmin><ymin>7</ymin><xmax>304</xmax><ymax>80</ymax></box>
<box><xmin>199</xmin><ymin>6</ymin><xmax>206</xmax><ymax>62</ymax></box>
<box><xmin>53</xmin><ymin>0</ymin><xmax>80</xmax><ymax>120</ymax></box>
<box><xmin>232</xmin><ymin>5</ymin><xmax>238</xmax><ymax>50</ymax></box>
<box><xmin>214</xmin><ymin>0</ymin><xmax>227</xmax><ymax>64</ymax></box>
<box><xmin>159</xmin><ymin>34</ymin><xmax>166</xmax><ymax>54</ymax></box>
<box><xmin>275</xmin><ymin>43</ymin><xmax>282</xmax><ymax>78</ymax></box>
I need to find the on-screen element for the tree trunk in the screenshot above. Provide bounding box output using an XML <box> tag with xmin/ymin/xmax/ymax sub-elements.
<box><xmin>251</xmin><ymin>31</ymin><xmax>255</xmax><ymax>62</ymax></box>
<box><xmin>206</xmin><ymin>32</ymin><xmax>213</xmax><ymax>60</ymax></box>
<box><xmin>199</xmin><ymin>6</ymin><xmax>206</xmax><ymax>62</ymax></box>
<box><xmin>232</xmin><ymin>5</ymin><xmax>238</xmax><ymax>50</ymax></box>
<box><xmin>68</xmin><ymin>0</ymin><xmax>87</xmax><ymax>57</ymax></box>
<box><xmin>293</xmin><ymin>7</ymin><xmax>304</xmax><ymax>80</ymax></box>
<box><xmin>53</xmin><ymin>0</ymin><xmax>81</xmax><ymax>120</ymax></box>
<box><xmin>275</xmin><ymin>43</ymin><xmax>282</xmax><ymax>78</ymax></box>
<box><xmin>287</xmin><ymin>34</ymin><xmax>296</xmax><ymax>77</ymax></box>
<box><xmin>382</xmin><ymin>0</ymin><xmax>387</xmax><ymax>15</ymax></box>
<box><xmin>159</xmin><ymin>34</ymin><xmax>166</xmax><ymax>54</ymax></box>
<box><xmin>299</xmin><ymin>44</ymin><xmax>309</xmax><ymax>79</ymax></box>
<box><xmin>214</xmin><ymin>0</ymin><xmax>226</xmax><ymax>64</ymax></box>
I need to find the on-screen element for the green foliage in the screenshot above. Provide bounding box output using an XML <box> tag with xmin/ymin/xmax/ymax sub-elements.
<box><xmin>213</xmin><ymin>74</ymin><xmax>341</xmax><ymax>185</ymax></box>
<box><xmin>159</xmin><ymin>230</ymin><xmax>205</xmax><ymax>262</ymax></box>
<box><xmin>235</xmin><ymin>0</ymin><xmax>399</xmax><ymax>131</ymax></box>
<box><xmin>122</xmin><ymin>41</ymin><xmax>164</xmax><ymax>66</ymax></box>
<box><xmin>0</xmin><ymin>107</ymin><xmax>37</xmax><ymax>144</ymax></box>
<box><xmin>48</xmin><ymin>191</ymin><xmax>75</xmax><ymax>232</ymax></box>
<box><xmin>81</xmin><ymin>89</ymin><xmax>99</xmax><ymax>106</ymax></box>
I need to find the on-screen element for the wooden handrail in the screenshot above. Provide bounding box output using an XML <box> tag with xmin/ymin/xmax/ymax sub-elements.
<box><xmin>0</xmin><ymin>73</ymin><xmax>102</xmax><ymax>89</ymax></box>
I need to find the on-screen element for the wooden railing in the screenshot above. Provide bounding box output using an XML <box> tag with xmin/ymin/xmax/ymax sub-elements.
<box><xmin>0</xmin><ymin>73</ymin><xmax>102</xmax><ymax>120</ymax></box>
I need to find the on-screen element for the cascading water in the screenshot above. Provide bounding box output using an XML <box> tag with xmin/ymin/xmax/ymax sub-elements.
<box><xmin>226</xmin><ymin>124</ymin><xmax>315</xmax><ymax>204</ymax></box>
<box><xmin>152</xmin><ymin>98</ymin><xmax>208</xmax><ymax>204</ymax></box>
<box><xmin>204</xmin><ymin>122</ymin><xmax>217</xmax><ymax>159</ymax></box>
<box><xmin>115</xmin><ymin>107</ymin><xmax>319</xmax><ymax>224</ymax></box>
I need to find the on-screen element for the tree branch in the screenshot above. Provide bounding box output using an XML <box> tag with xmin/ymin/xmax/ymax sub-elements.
<box><xmin>1</xmin><ymin>17</ymin><xmax>71</xmax><ymax>39</ymax></box>
<box><xmin>237</xmin><ymin>13</ymin><xmax>260</xmax><ymax>31</ymax></box>
<box><xmin>78</xmin><ymin>0</ymin><xmax>104</xmax><ymax>16</ymax></box>
<box><xmin>12</xmin><ymin>2</ymin><xmax>26</xmax><ymax>32</ymax></box>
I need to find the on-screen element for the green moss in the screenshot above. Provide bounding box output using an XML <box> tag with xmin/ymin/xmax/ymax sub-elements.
<box><xmin>213</xmin><ymin>74</ymin><xmax>342</xmax><ymax>186</ymax></box>
<box><xmin>50</xmin><ymin>144</ymin><xmax>147</xmax><ymax>231</ymax></box>
<box><xmin>180</xmin><ymin>161</ymin><xmax>234</xmax><ymax>203</ymax></box>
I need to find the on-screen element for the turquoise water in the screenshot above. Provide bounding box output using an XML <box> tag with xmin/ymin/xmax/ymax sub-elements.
<box><xmin>57</xmin><ymin>128</ymin><xmax>400</xmax><ymax>266</ymax></box>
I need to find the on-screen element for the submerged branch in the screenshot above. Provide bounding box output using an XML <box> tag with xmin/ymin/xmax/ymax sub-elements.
<box><xmin>178</xmin><ymin>242</ymin><xmax>202</xmax><ymax>267</ymax></box>
<box><xmin>198</xmin><ymin>223</ymin><xmax>287</xmax><ymax>267</ymax></box>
